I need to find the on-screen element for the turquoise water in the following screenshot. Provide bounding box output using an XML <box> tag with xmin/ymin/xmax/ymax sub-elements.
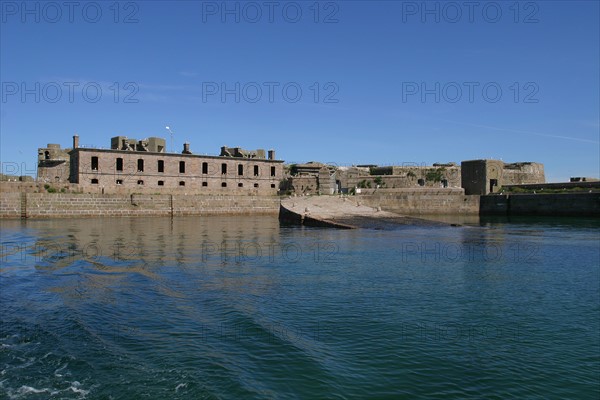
<box><xmin>1</xmin><ymin>216</ymin><xmax>599</xmax><ymax>399</ymax></box>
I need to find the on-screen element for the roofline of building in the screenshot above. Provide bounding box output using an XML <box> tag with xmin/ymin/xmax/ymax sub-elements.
<box><xmin>70</xmin><ymin>147</ymin><xmax>285</xmax><ymax>163</ymax></box>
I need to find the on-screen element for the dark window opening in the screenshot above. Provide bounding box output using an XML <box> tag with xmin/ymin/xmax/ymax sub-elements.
<box><xmin>442</xmin><ymin>179</ymin><xmax>448</xmax><ymax>188</ymax></box>
<box><xmin>137</xmin><ymin>180</ymin><xmax>144</xmax><ymax>185</ymax></box>
<box><xmin>158</xmin><ymin>160</ymin><xmax>164</xmax><ymax>173</ymax></box>
<box><xmin>221</xmin><ymin>163</ymin><xmax>227</xmax><ymax>174</ymax></box>
<box><xmin>44</xmin><ymin>151</ymin><xmax>50</xmax><ymax>160</ymax></box>
<box><xmin>116</xmin><ymin>179</ymin><xmax>123</xmax><ymax>185</ymax></box>
<box><xmin>137</xmin><ymin>159</ymin><xmax>144</xmax><ymax>172</ymax></box>
<box><xmin>202</xmin><ymin>182</ymin><xmax>208</xmax><ymax>187</ymax></box>
<box><xmin>91</xmin><ymin>178</ymin><xmax>99</xmax><ymax>184</ymax></box>
<box><xmin>91</xmin><ymin>156</ymin><xmax>98</xmax><ymax>171</ymax></box>
<box><xmin>158</xmin><ymin>180</ymin><xmax>164</xmax><ymax>186</ymax></box>
<box><xmin>417</xmin><ymin>179</ymin><xmax>425</xmax><ymax>186</ymax></box>
<box><xmin>238</xmin><ymin>164</ymin><xmax>244</xmax><ymax>176</ymax></box>
<box><xmin>116</xmin><ymin>158</ymin><xmax>123</xmax><ymax>171</ymax></box>
<box><xmin>254</xmin><ymin>183</ymin><xmax>259</xmax><ymax>188</ymax></box>
<box><xmin>489</xmin><ymin>179</ymin><xmax>498</xmax><ymax>193</ymax></box>
<box><xmin>254</xmin><ymin>165</ymin><xmax>259</xmax><ymax>176</ymax></box>
<box><xmin>202</xmin><ymin>162</ymin><xmax>208</xmax><ymax>174</ymax></box>
<box><xmin>179</xmin><ymin>161</ymin><xmax>186</xmax><ymax>173</ymax></box>
<box><xmin>179</xmin><ymin>181</ymin><xmax>185</xmax><ymax>186</ymax></box>
<box><xmin>238</xmin><ymin>183</ymin><xmax>243</xmax><ymax>187</ymax></box>
<box><xmin>271</xmin><ymin>166</ymin><xmax>276</xmax><ymax>177</ymax></box>
<box><xmin>221</xmin><ymin>182</ymin><xmax>227</xmax><ymax>187</ymax></box>
<box><xmin>271</xmin><ymin>184</ymin><xmax>276</xmax><ymax>188</ymax></box>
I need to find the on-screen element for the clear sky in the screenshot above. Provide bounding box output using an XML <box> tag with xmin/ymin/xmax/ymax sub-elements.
<box><xmin>1</xmin><ymin>0</ymin><xmax>598</xmax><ymax>182</ymax></box>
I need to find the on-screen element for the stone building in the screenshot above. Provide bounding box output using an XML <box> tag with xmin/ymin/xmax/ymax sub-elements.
<box><xmin>38</xmin><ymin>135</ymin><xmax>284</xmax><ymax>195</ymax></box>
<box><xmin>37</xmin><ymin>143</ymin><xmax>71</xmax><ymax>183</ymax></box>
<box><xmin>461</xmin><ymin>159</ymin><xmax>545</xmax><ymax>195</ymax></box>
<box><xmin>283</xmin><ymin>159</ymin><xmax>544</xmax><ymax>196</ymax></box>
<box><xmin>284</xmin><ymin>162</ymin><xmax>338</xmax><ymax>195</ymax></box>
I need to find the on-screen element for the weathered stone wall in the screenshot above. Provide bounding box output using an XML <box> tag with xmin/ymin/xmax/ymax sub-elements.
<box><xmin>37</xmin><ymin>144</ymin><xmax>71</xmax><ymax>183</ymax></box>
<box><xmin>356</xmin><ymin>188</ymin><xmax>480</xmax><ymax>215</ymax></box>
<box><xmin>462</xmin><ymin>160</ymin><xmax>545</xmax><ymax>195</ymax></box>
<box><xmin>340</xmin><ymin>166</ymin><xmax>462</xmax><ymax>190</ymax></box>
<box><xmin>0</xmin><ymin>192</ymin><xmax>280</xmax><ymax>219</ymax></box>
<box><xmin>53</xmin><ymin>148</ymin><xmax>284</xmax><ymax>195</ymax></box>
<box><xmin>480</xmin><ymin>193</ymin><xmax>600</xmax><ymax>216</ymax></box>
<box><xmin>287</xmin><ymin>176</ymin><xmax>319</xmax><ymax>195</ymax></box>
<box><xmin>502</xmin><ymin>162</ymin><xmax>545</xmax><ymax>185</ymax></box>
<box><xmin>0</xmin><ymin>192</ymin><xmax>21</xmax><ymax>218</ymax></box>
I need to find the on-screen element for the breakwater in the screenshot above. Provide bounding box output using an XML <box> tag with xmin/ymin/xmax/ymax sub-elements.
<box><xmin>480</xmin><ymin>193</ymin><xmax>600</xmax><ymax>217</ymax></box>
<box><xmin>356</xmin><ymin>188</ymin><xmax>480</xmax><ymax>215</ymax></box>
<box><xmin>0</xmin><ymin>192</ymin><xmax>279</xmax><ymax>219</ymax></box>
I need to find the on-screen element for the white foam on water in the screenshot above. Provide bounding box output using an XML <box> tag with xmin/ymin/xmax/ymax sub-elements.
<box><xmin>9</xmin><ymin>385</ymin><xmax>60</xmax><ymax>398</ymax></box>
<box><xmin>54</xmin><ymin>362</ymin><xmax>68</xmax><ymax>377</ymax></box>
<box><xmin>67</xmin><ymin>381</ymin><xmax>90</xmax><ymax>397</ymax></box>
<box><xmin>175</xmin><ymin>382</ymin><xmax>188</xmax><ymax>392</ymax></box>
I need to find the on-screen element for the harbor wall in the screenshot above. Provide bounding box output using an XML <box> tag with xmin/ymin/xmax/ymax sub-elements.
<box><xmin>480</xmin><ymin>193</ymin><xmax>600</xmax><ymax>217</ymax></box>
<box><xmin>356</xmin><ymin>188</ymin><xmax>480</xmax><ymax>215</ymax></box>
<box><xmin>0</xmin><ymin>192</ymin><xmax>279</xmax><ymax>219</ymax></box>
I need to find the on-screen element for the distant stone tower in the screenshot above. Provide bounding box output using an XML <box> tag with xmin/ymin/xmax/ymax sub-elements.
<box><xmin>37</xmin><ymin>143</ymin><xmax>71</xmax><ymax>183</ymax></box>
<box><xmin>461</xmin><ymin>159</ymin><xmax>545</xmax><ymax>195</ymax></box>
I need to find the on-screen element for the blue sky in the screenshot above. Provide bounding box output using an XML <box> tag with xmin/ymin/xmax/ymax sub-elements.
<box><xmin>1</xmin><ymin>0</ymin><xmax>598</xmax><ymax>182</ymax></box>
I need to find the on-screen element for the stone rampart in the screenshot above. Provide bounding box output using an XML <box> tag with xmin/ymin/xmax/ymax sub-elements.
<box><xmin>1</xmin><ymin>192</ymin><xmax>279</xmax><ymax>219</ymax></box>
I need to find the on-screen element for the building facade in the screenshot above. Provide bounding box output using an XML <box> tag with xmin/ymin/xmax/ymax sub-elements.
<box><xmin>38</xmin><ymin>136</ymin><xmax>284</xmax><ymax>195</ymax></box>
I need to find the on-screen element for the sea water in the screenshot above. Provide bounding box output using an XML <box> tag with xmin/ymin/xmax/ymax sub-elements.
<box><xmin>1</xmin><ymin>216</ymin><xmax>599</xmax><ymax>399</ymax></box>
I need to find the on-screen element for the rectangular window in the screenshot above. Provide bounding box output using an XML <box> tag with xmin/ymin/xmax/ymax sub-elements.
<box><xmin>254</xmin><ymin>165</ymin><xmax>259</xmax><ymax>176</ymax></box>
<box><xmin>222</xmin><ymin>182</ymin><xmax>227</xmax><ymax>187</ymax></box>
<box><xmin>179</xmin><ymin>161</ymin><xmax>185</xmax><ymax>173</ymax></box>
<box><xmin>137</xmin><ymin>159</ymin><xmax>144</xmax><ymax>172</ymax></box>
<box><xmin>116</xmin><ymin>179</ymin><xmax>123</xmax><ymax>185</ymax></box>
<box><xmin>158</xmin><ymin>160</ymin><xmax>164</xmax><ymax>173</ymax></box>
<box><xmin>238</xmin><ymin>164</ymin><xmax>244</xmax><ymax>176</ymax></box>
<box><xmin>91</xmin><ymin>156</ymin><xmax>98</xmax><ymax>171</ymax></box>
<box><xmin>137</xmin><ymin>180</ymin><xmax>144</xmax><ymax>185</ymax></box>
<box><xmin>91</xmin><ymin>178</ymin><xmax>99</xmax><ymax>184</ymax></box>
<box><xmin>158</xmin><ymin>180</ymin><xmax>164</xmax><ymax>186</ymax></box>
<box><xmin>238</xmin><ymin>183</ymin><xmax>243</xmax><ymax>187</ymax></box>
<box><xmin>202</xmin><ymin>162</ymin><xmax>208</xmax><ymax>174</ymax></box>
<box><xmin>202</xmin><ymin>182</ymin><xmax>208</xmax><ymax>187</ymax></box>
<box><xmin>221</xmin><ymin>163</ymin><xmax>227</xmax><ymax>174</ymax></box>
<box><xmin>271</xmin><ymin>166</ymin><xmax>276</xmax><ymax>177</ymax></box>
<box><xmin>116</xmin><ymin>158</ymin><xmax>123</xmax><ymax>171</ymax></box>
<box><xmin>179</xmin><ymin>181</ymin><xmax>185</xmax><ymax>186</ymax></box>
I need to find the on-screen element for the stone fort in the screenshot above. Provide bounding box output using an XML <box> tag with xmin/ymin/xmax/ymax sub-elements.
<box><xmin>38</xmin><ymin>135</ymin><xmax>284</xmax><ymax>195</ymax></box>
<box><xmin>283</xmin><ymin>160</ymin><xmax>545</xmax><ymax>196</ymax></box>
<box><xmin>36</xmin><ymin>135</ymin><xmax>545</xmax><ymax>197</ymax></box>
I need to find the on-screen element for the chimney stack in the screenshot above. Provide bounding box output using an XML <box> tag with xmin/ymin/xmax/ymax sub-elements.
<box><xmin>182</xmin><ymin>142</ymin><xmax>191</xmax><ymax>154</ymax></box>
<box><xmin>73</xmin><ymin>134</ymin><xmax>79</xmax><ymax>149</ymax></box>
<box><xmin>268</xmin><ymin>149</ymin><xmax>275</xmax><ymax>160</ymax></box>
